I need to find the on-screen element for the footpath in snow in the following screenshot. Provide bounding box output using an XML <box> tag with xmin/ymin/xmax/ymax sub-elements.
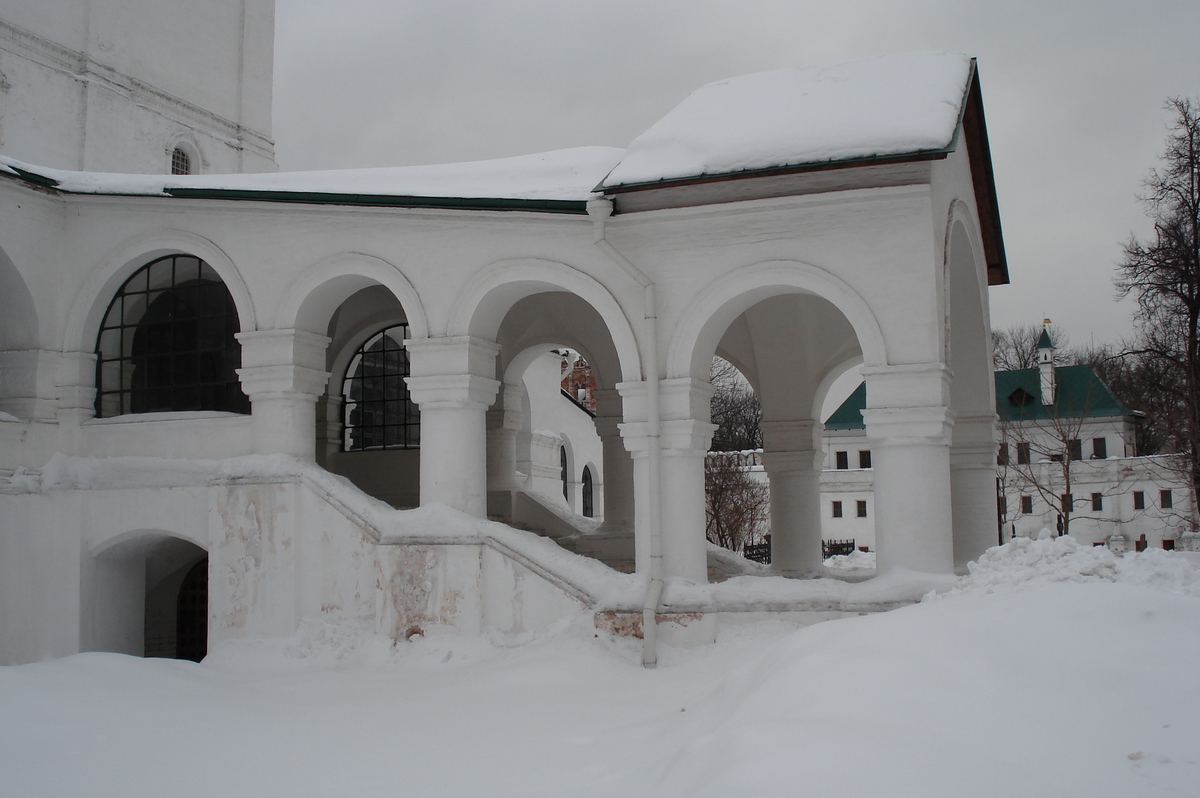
<box><xmin>2</xmin><ymin>535</ymin><xmax>1198</xmax><ymax>798</ymax></box>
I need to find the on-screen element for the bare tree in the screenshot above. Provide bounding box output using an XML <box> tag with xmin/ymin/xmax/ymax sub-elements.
<box><xmin>709</xmin><ymin>356</ymin><xmax>762</xmax><ymax>451</ymax></box>
<box><xmin>992</xmin><ymin>323</ymin><xmax>1070</xmax><ymax>371</ymax></box>
<box><xmin>1117</xmin><ymin>98</ymin><xmax>1200</xmax><ymax>517</ymax></box>
<box><xmin>704</xmin><ymin>451</ymin><xmax>769</xmax><ymax>552</ymax></box>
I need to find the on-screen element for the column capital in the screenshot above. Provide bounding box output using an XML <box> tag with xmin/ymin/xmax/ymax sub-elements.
<box><xmin>861</xmin><ymin>363</ymin><xmax>951</xmax><ymax>408</ymax></box>
<box><xmin>862</xmin><ymin>406</ymin><xmax>954</xmax><ymax>446</ymax></box>
<box><xmin>761</xmin><ymin>419</ymin><xmax>822</xmax><ymax>453</ymax></box>
<box><xmin>403</xmin><ymin>335</ymin><xmax>501</xmax><ymax>412</ymax></box>
<box><xmin>235</xmin><ymin>328</ymin><xmax>330</xmax><ymax>399</ymax></box>
<box><xmin>760</xmin><ymin>449</ymin><xmax>824</xmax><ymax>473</ymax></box>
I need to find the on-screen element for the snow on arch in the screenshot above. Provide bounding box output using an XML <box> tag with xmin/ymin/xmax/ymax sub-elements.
<box><xmin>446</xmin><ymin>257</ymin><xmax>642</xmax><ymax>384</ymax></box>
<box><xmin>666</xmin><ymin>259</ymin><xmax>888</xmax><ymax>381</ymax></box>
<box><xmin>275</xmin><ymin>252</ymin><xmax>429</xmax><ymax>339</ymax></box>
<box><xmin>64</xmin><ymin>229</ymin><xmax>257</xmax><ymax>353</ymax></box>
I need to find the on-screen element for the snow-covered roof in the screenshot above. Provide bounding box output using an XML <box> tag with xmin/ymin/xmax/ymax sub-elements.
<box><xmin>600</xmin><ymin>51</ymin><xmax>974</xmax><ymax>190</ymax></box>
<box><xmin>0</xmin><ymin>147</ymin><xmax>625</xmax><ymax>209</ymax></box>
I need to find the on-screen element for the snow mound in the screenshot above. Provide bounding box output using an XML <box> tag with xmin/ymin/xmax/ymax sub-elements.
<box><xmin>602</xmin><ymin>51</ymin><xmax>973</xmax><ymax>188</ymax></box>
<box><xmin>823</xmin><ymin>549</ymin><xmax>876</xmax><ymax>571</ymax></box>
<box><xmin>952</xmin><ymin>535</ymin><xmax>1200</xmax><ymax>597</ymax></box>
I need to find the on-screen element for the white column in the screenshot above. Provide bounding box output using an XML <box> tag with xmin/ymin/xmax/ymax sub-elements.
<box><xmin>760</xmin><ymin>420</ymin><xmax>824</xmax><ymax>573</ymax></box>
<box><xmin>593</xmin><ymin>388</ymin><xmax>633</xmax><ymax>531</ymax></box>
<box><xmin>236</xmin><ymin>329</ymin><xmax>330</xmax><ymax>460</ymax></box>
<box><xmin>485</xmin><ymin>382</ymin><xmax>525</xmax><ymax>521</ymax></box>
<box><xmin>55</xmin><ymin>350</ymin><xmax>97</xmax><ymax>426</ymax></box>
<box><xmin>0</xmin><ymin>349</ymin><xmax>61</xmax><ymax>421</ymax></box>
<box><xmin>861</xmin><ymin>364</ymin><xmax>955</xmax><ymax>574</ymax></box>
<box><xmin>951</xmin><ymin>412</ymin><xmax>999</xmax><ymax>571</ymax></box>
<box><xmin>628</xmin><ymin>378</ymin><xmax>715</xmax><ymax>583</ymax></box>
<box><xmin>404</xmin><ymin>336</ymin><xmax>500</xmax><ymax>518</ymax></box>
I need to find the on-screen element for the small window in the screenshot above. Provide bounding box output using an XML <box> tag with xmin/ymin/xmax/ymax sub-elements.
<box><xmin>581</xmin><ymin>466</ymin><xmax>594</xmax><ymax>518</ymax></box>
<box><xmin>1091</xmin><ymin>493</ymin><xmax>1103</xmax><ymax>511</ymax></box>
<box><xmin>835</xmin><ymin>451</ymin><xmax>849</xmax><ymax>470</ymax></box>
<box><xmin>1008</xmin><ymin>387</ymin><xmax>1036</xmax><ymax>408</ymax></box>
<box><xmin>1092</xmin><ymin>437</ymin><xmax>1107</xmax><ymax>459</ymax></box>
<box><xmin>1068</xmin><ymin>439</ymin><xmax>1083</xmax><ymax>461</ymax></box>
<box><xmin>1133</xmin><ymin>491</ymin><xmax>1145</xmax><ymax>510</ymax></box>
<box><xmin>1020</xmin><ymin>495</ymin><xmax>1033</xmax><ymax>514</ymax></box>
<box><xmin>856</xmin><ymin>500</ymin><xmax>867</xmax><ymax>518</ymax></box>
<box><xmin>832</xmin><ymin>501</ymin><xmax>843</xmax><ymax>518</ymax></box>
<box><xmin>1016</xmin><ymin>442</ymin><xmax>1031</xmax><ymax>465</ymax></box>
<box><xmin>171</xmin><ymin>147</ymin><xmax>191</xmax><ymax>175</ymax></box>
<box><xmin>997</xmin><ymin>443</ymin><xmax>1010</xmax><ymax>466</ymax></box>
<box><xmin>1061</xmin><ymin>493</ymin><xmax>1073</xmax><ymax>513</ymax></box>
<box><xmin>560</xmin><ymin>446</ymin><xmax>569</xmax><ymax>502</ymax></box>
<box><xmin>997</xmin><ymin>494</ymin><xmax>1007</xmax><ymax>520</ymax></box>
<box><xmin>1161</xmin><ymin>490</ymin><xmax>1173</xmax><ymax>509</ymax></box>
<box><xmin>858</xmin><ymin>450</ymin><xmax>871</xmax><ymax>469</ymax></box>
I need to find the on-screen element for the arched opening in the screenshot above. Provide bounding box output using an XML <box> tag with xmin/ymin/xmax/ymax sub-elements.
<box><xmin>693</xmin><ymin>289</ymin><xmax>866</xmax><ymax>577</ymax></box>
<box><xmin>318</xmin><ymin>285</ymin><xmax>420</xmax><ymax>508</ymax></box>
<box><xmin>93</xmin><ymin>254</ymin><xmax>248</xmax><ymax>418</ymax></box>
<box><xmin>460</xmin><ymin>281</ymin><xmax>634</xmax><ymax>570</ymax></box>
<box><xmin>91</xmin><ymin>532</ymin><xmax>208</xmax><ymax>659</ymax></box>
<box><xmin>946</xmin><ymin>214</ymin><xmax>999</xmax><ymax>568</ymax></box>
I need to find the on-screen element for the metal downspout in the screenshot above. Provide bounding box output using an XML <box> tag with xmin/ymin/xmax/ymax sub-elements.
<box><xmin>587</xmin><ymin>198</ymin><xmax>664</xmax><ymax>668</ymax></box>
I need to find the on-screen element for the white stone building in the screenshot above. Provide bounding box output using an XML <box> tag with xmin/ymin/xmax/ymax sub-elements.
<box><xmin>0</xmin><ymin>3</ymin><xmax>1009</xmax><ymax>665</ymax></box>
<box><xmin>818</xmin><ymin>331</ymin><xmax>1194</xmax><ymax>551</ymax></box>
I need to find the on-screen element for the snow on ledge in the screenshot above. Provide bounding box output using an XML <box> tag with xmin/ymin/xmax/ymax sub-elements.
<box><xmin>601</xmin><ymin>51</ymin><xmax>973</xmax><ymax>189</ymax></box>
<box><xmin>0</xmin><ymin>147</ymin><xmax>625</xmax><ymax>202</ymax></box>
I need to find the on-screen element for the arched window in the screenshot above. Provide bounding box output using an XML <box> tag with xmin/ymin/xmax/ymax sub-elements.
<box><xmin>560</xmin><ymin>445</ymin><xmax>569</xmax><ymax>501</ymax></box>
<box><xmin>171</xmin><ymin>147</ymin><xmax>191</xmax><ymax>175</ymax></box>
<box><xmin>581</xmin><ymin>465</ymin><xmax>594</xmax><ymax>518</ymax></box>
<box><xmin>94</xmin><ymin>255</ymin><xmax>247</xmax><ymax>417</ymax></box>
<box><xmin>342</xmin><ymin>324</ymin><xmax>418</xmax><ymax>450</ymax></box>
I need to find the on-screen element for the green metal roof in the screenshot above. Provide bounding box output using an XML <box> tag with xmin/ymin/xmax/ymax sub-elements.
<box><xmin>824</xmin><ymin>365</ymin><xmax>1130</xmax><ymax>430</ymax></box>
<box><xmin>1037</xmin><ymin>328</ymin><xmax>1054</xmax><ymax>349</ymax></box>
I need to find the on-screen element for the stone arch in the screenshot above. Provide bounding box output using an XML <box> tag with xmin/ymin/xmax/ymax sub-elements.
<box><xmin>667</xmin><ymin>259</ymin><xmax>888</xmax><ymax>383</ymax></box>
<box><xmin>88</xmin><ymin>528</ymin><xmax>208</xmax><ymax>659</ymax></box>
<box><xmin>64</xmin><ymin>229</ymin><xmax>256</xmax><ymax>355</ymax></box>
<box><xmin>944</xmin><ymin>203</ymin><xmax>994</xmax><ymax>417</ymax></box>
<box><xmin>446</xmin><ymin>258</ymin><xmax>641</xmax><ymax>384</ymax></box>
<box><xmin>275</xmin><ymin>252</ymin><xmax>428</xmax><ymax>339</ymax></box>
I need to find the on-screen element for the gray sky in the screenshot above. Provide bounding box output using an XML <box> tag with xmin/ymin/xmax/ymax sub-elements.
<box><xmin>272</xmin><ymin>0</ymin><xmax>1200</xmax><ymax>348</ymax></box>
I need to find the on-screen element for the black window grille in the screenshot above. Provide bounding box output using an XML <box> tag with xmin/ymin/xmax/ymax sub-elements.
<box><xmin>1061</xmin><ymin>493</ymin><xmax>1073</xmax><ymax>513</ymax></box>
<box><xmin>832</xmin><ymin>501</ymin><xmax>843</xmax><ymax>518</ymax></box>
<box><xmin>342</xmin><ymin>324</ymin><xmax>417</xmax><ymax>451</ymax></box>
<box><xmin>858</xmin><ymin>450</ymin><xmax>871</xmax><ymax>469</ymax></box>
<box><xmin>835</xmin><ymin>451</ymin><xmax>848</xmax><ymax>470</ymax></box>
<box><xmin>1134</xmin><ymin>491</ymin><xmax>1145</xmax><ymax>510</ymax></box>
<box><xmin>94</xmin><ymin>255</ymin><xmax>247</xmax><ymax>418</ymax></box>
<box><xmin>171</xmin><ymin>147</ymin><xmax>191</xmax><ymax>175</ymax></box>
<box><xmin>1021</xmin><ymin>495</ymin><xmax>1033</xmax><ymax>514</ymax></box>
<box><xmin>998</xmin><ymin>443</ymin><xmax>1010</xmax><ymax>465</ymax></box>
<box><xmin>1161</xmin><ymin>489</ymin><xmax>1173</xmax><ymax>509</ymax></box>
<box><xmin>560</xmin><ymin>446</ymin><xmax>569</xmax><ymax>501</ymax></box>
<box><xmin>1092</xmin><ymin>493</ymin><xmax>1103</xmax><ymax>511</ymax></box>
<box><xmin>856</xmin><ymin>500</ymin><xmax>868</xmax><ymax>518</ymax></box>
<box><xmin>581</xmin><ymin>466</ymin><xmax>594</xmax><ymax>518</ymax></box>
<box><xmin>1092</xmin><ymin>437</ymin><xmax>1107</xmax><ymax>459</ymax></box>
<box><xmin>1068</xmin><ymin>439</ymin><xmax>1083</xmax><ymax>461</ymax></box>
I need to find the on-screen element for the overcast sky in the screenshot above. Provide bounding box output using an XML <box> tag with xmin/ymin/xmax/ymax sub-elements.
<box><xmin>272</xmin><ymin>0</ymin><xmax>1200</xmax><ymax>349</ymax></box>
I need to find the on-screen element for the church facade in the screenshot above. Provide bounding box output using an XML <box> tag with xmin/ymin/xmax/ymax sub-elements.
<box><xmin>0</xmin><ymin>3</ymin><xmax>1006</xmax><ymax>666</ymax></box>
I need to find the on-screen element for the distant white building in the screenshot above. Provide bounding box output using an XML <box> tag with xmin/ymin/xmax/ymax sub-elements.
<box><xmin>818</xmin><ymin>330</ymin><xmax>1194</xmax><ymax>551</ymax></box>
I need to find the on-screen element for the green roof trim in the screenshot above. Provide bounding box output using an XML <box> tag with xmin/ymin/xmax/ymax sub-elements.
<box><xmin>824</xmin><ymin>382</ymin><xmax>868</xmax><ymax>430</ymax></box>
<box><xmin>1037</xmin><ymin>328</ymin><xmax>1054</xmax><ymax>349</ymax></box>
<box><xmin>4</xmin><ymin>165</ymin><xmax>60</xmax><ymax>188</ymax></box>
<box><xmin>824</xmin><ymin>365</ymin><xmax>1131</xmax><ymax>430</ymax></box>
<box><xmin>163</xmin><ymin>188</ymin><xmax>589</xmax><ymax>214</ymax></box>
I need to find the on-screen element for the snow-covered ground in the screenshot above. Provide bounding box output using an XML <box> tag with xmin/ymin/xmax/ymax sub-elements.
<box><xmin>2</xmin><ymin>537</ymin><xmax>1198</xmax><ymax>797</ymax></box>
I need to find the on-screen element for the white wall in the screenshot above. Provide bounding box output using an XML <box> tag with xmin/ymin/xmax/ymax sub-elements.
<box><xmin>0</xmin><ymin>0</ymin><xmax>275</xmax><ymax>173</ymax></box>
